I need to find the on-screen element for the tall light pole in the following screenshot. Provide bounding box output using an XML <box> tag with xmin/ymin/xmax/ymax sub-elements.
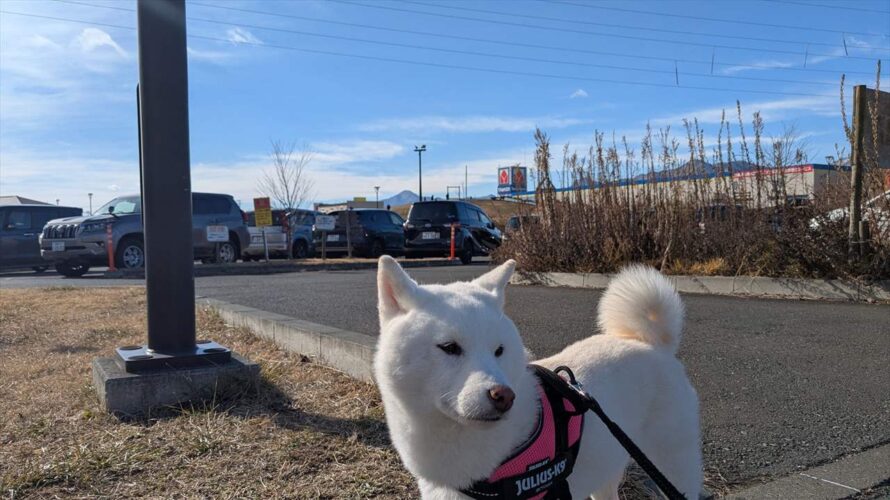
<box><xmin>414</xmin><ymin>145</ymin><xmax>426</xmax><ymax>201</ymax></box>
<box><xmin>88</xmin><ymin>193</ymin><xmax>93</xmax><ymax>215</ymax></box>
<box><xmin>374</xmin><ymin>185</ymin><xmax>380</xmax><ymax>208</ymax></box>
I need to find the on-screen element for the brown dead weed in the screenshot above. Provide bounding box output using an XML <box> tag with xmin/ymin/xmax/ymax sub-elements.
<box><xmin>0</xmin><ymin>287</ymin><xmax>415</xmax><ymax>499</ymax></box>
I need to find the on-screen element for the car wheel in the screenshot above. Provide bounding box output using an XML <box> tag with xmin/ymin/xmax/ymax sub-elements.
<box><xmin>32</xmin><ymin>266</ymin><xmax>48</xmax><ymax>273</ymax></box>
<box><xmin>214</xmin><ymin>241</ymin><xmax>237</xmax><ymax>264</ymax></box>
<box><xmin>369</xmin><ymin>239</ymin><xmax>385</xmax><ymax>258</ymax></box>
<box><xmin>116</xmin><ymin>237</ymin><xmax>145</xmax><ymax>269</ymax></box>
<box><xmin>55</xmin><ymin>262</ymin><xmax>90</xmax><ymax>277</ymax></box>
<box><xmin>292</xmin><ymin>240</ymin><xmax>309</xmax><ymax>259</ymax></box>
<box><xmin>460</xmin><ymin>241</ymin><xmax>473</xmax><ymax>265</ymax></box>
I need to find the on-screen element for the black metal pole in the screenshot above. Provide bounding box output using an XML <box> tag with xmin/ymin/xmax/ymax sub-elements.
<box><xmin>418</xmin><ymin>150</ymin><xmax>423</xmax><ymax>201</ymax></box>
<box><xmin>137</xmin><ymin>0</ymin><xmax>195</xmax><ymax>354</ymax></box>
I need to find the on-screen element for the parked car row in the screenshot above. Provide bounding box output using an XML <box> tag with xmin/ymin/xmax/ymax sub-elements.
<box><xmin>268</xmin><ymin>200</ymin><xmax>504</xmax><ymax>265</ymax></box>
<box><xmin>0</xmin><ymin>196</ymin><xmax>504</xmax><ymax>276</ymax></box>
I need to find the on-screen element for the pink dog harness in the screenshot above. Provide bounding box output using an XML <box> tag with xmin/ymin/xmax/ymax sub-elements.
<box><xmin>460</xmin><ymin>368</ymin><xmax>585</xmax><ymax>500</ymax></box>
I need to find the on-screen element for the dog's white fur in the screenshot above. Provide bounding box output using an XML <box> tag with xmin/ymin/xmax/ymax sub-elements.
<box><xmin>375</xmin><ymin>256</ymin><xmax>701</xmax><ymax>499</ymax></box>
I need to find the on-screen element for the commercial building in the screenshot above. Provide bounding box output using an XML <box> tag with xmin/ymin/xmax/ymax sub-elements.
<box><xmin>507</xmin><ymin>163</ymin><xmax>862</xmax><ymax>207</ymax></box>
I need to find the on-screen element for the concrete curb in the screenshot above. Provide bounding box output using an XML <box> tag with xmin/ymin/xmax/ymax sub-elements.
<box><xmin>725</xmin><ymin>443</ymin><xmax>890</xmax><ymax>499</ymax></box>
<box><xmin>104</xmin><ymin>257</ymin><xmax>460</xmax><ymax>279</ymax></box>
<box><xmin>512</xmin><ymin>271</ymin><xmax>890</xmax><ymax>302</ymax></box>
<box><xmin>197</xmin><ymin>297</ymin><xmax>376</xmax><ymax>382</ymax></box>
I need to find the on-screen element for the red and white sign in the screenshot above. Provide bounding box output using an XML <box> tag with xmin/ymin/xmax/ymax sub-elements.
<box><xmin>732</xmin><ymin>164</ymin><xmax>813</xmax><ymax>179</ymax></box>
<box><xmin>499</xmin><ymin>168</ymin><xmax>510</xmax><ymax>186</ymax></box>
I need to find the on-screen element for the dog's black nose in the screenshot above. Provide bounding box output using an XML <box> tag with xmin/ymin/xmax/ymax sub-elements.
<box><xmin>488</xmin><ymin>385</ymin><xmax>515</xmax><ymax>413</ymax></box>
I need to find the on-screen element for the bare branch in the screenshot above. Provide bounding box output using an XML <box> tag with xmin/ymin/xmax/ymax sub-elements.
<box><xmin>257</xmin><ymin>140</ymin><xmax>316</xmax><ymax>211</ymax></box>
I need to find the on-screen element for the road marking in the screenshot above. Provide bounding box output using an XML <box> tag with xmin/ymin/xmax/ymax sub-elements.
<box><xmin>799</xmin><ymin>473</ymin><xmax>861</xmax><ymax>493</ymax></box>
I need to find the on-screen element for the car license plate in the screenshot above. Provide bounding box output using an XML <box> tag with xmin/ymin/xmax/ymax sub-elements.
<box><xmin>52</xmin><ymin>241</ymin><xmax>65</xmax><ymax>251</ymax></box>
<box><xmin>421</xmin><ymin>231</ymin><xmax>439</xmax><ymax>240</ymax></box>
<box><xmin>327</xmin><ymin>234</ymin><xmax>339</xmax><ymax>242</ymax></box>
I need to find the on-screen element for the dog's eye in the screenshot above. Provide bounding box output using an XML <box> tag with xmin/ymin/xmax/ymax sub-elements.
<box><xmin>494</xmin><ymin>345</ymin><xmax>504</xmax><ymax>357</ymax></box>
<box><xmin>437</xmin><ymin>342</ymin><xmax>463</xmax><ymax>356</ymax></box>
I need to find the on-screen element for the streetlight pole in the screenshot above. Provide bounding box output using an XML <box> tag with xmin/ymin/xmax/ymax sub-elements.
<box><xmin>414</xmin><ymin>145</ymin><xmax>426</xmax><ymax>201</ymax></box>
<box><xmin>374</xmin><ymin>185</ymin><xmax>380</xmax><ymax>208</ymax></box>
<box><xmin>88</xmin><ymin>193</ymin><xmax>93</xmax><ymax>215</ymax></box>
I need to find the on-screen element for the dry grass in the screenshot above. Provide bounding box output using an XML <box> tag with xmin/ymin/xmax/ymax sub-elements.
<box><xmin>0</xmin><ymin>287</ymin><xmax>415</xmax><ymax>499</ymax></box>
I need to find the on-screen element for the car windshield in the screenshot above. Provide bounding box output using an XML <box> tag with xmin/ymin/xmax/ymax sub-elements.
<box><xmin>408</xmin><ymin>202</ymin><xmax>457</xmax><ymax>222</ymax></box>
<box><xmin>94</xmin><ymin>196</ymin><xmax>141</xmax><ymax>215</ymax></box>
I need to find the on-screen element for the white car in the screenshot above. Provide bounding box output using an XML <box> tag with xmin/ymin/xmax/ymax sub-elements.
<box><xmin>810</xmin><ymin>190</ymin><xmax>889</xmax><ymax>236</ymax></box>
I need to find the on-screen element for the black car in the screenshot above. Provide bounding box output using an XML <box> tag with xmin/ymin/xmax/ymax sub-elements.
<box><xmin>1</xmin><ymin>204</ymin><xmax>83</xmax><ymax>272</ymax></box>
<box><xmin>404</xmin><ymin>200</ymin><xmax>502</xmax><ymax>264</ymax></box>
<box><xmin>314</xmin><ymin>209</ymin><xmax>406</xmax><ymax>257</ymax></box>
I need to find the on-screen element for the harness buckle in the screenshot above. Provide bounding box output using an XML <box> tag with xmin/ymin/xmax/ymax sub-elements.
<box><xmin>554</xmin><ymin>366</ymin><xmax>587</xmax><ymax>398</ymax></box>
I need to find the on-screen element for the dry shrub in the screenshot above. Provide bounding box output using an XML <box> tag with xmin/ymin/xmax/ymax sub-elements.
<box><xmin>496</xmin><ymin>102</ymin><xmax>889</xmax><ymax>280</ymax></box>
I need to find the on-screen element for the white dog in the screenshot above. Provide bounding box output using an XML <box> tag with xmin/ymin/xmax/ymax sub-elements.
<box><xmin>374</xmin><ymin>256</ymin><xmax>701</xmax><ymax>499</ymax></box>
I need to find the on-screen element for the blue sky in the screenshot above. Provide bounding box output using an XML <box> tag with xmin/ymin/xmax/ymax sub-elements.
<box><xmin>1</xmin><ymin>0</ymin><xmax>888</xmax><ymax>210</ymax></box>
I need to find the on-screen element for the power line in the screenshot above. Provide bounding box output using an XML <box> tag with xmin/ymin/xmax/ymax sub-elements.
<box><xmin>0</xmin><ymin>9</ymin><xmax>839</xmax><ymax>99</ymax></box>
<box><xmin>762</xmin><ymin>0</ymin><xmax>890</xmax><ymax>15</ymax></box>
<box><xmin>54</xmin><ymin>0</ymin><xmax>868</xmax><ymax>86</ymax></box>
<box><xmin>330</xmin><ymin>0</ymin><xmax>885</xmax><ymax>61</ymax></box>
<box><xmin>160</xmin><ymin>11</ymin><xmax>847</xmax><ymax>87</ymax></box>
<box><xmin>187</xmin><ymin>0</ymin><xmax>885</xmax><ymax>77</ymax></box>
<box><xmin>55</xmin><ymin>0</ymin><xmax>874</xmax><ymax>77</ymax></box>
<box><xmin>547</xmin><ymin>0</ymin><xmax>890</xmax><ymax>38</ymax></box>
<box><xmin>394</xmin><ymin>0</ymin><xmax>883</xmax><ymax>52</ymax></box>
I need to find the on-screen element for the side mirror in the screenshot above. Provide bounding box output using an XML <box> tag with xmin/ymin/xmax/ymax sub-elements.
<box><xmin>108</xmin><ymin>205</ymin><xmax>115</xmax><ymax>214</ymax></box>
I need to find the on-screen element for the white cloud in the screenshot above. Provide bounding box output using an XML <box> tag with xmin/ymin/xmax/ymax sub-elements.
<box><xmin>0</xmin><ymin>149</ymin><xmax>139</xmax><ymax>209</ymax></box>
<box><xmin>720</xmin><ymin>60</ymin><xmax>795</xmax><ymax>75</ymax></box>
<box><xmin>226</xmin><ymin>27</ymin><xmax>262</xmax><ymax>45</ymax></box>
<box><xmin>188</xmin><ymin>142</ymin><xmax>529</xmax><ymax>206</ymax></box>
<box><xmin>569</xmin><ymin>89</ymin><xmax>588</xmax><ymax>99</ymax></box>
<box><xmin>312</xmin><ymin>140</ymin><xmax>404</xmax><ymax>165</ymax></box>
<box><xmin>651</xmin><ymin>96</ymin><xmax>838</xmax><ymax>127</ymax></box>
<box><xmin>72</xmin><ymin>28</ymin><xmax>128</xmax><ymax>58</ymax></box>
<box><xmin>358</xmin><ymin>115</ymin><xmax>590</xmax><ymax>133</ymax></box>
<box><xmin>187</xmin><ymin>46</ymin><xmax>233</xmax><ymax>63</ymax></box>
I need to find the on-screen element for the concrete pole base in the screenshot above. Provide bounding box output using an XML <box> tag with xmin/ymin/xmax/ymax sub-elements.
<box><xmin>92</xmin><ymin>353</ymin><xmax>260</xmax><ymax>418</ymax></box>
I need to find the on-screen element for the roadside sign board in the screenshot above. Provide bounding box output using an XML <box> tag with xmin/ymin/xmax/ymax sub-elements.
<box><xmin>315</xmin><ymin>214</ymin><xmax>336</xmax><ymax>231</ymax></box>
<box><xmin>498</xmin><ymin>166</ymin><xmax>528</xmax><ymax>195</ymax></box>
<box><xmin>253</xmin><ymin>197</ymin><xmax>273</xmax><ymax>227</ymax></box>
<box><xmin>206</xmin><ymin>225</ymin><xmax>228</xmax><ymax>242</ymax></box>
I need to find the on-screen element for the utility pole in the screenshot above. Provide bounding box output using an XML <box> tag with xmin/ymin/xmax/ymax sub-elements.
<box><xmin>848</xmin><ymin>85</ymin><xmax>867</xmax><ymax>262</ymax></box>
<box><xmin>88</xmin><ymin>193</ymin><xmax>93</xmax><ymax>215</ymax></box>
<box><xmin>374</xmin><ymin>185</ymin><xmax>380</xmax><ymax>208</ymax></box>
<box><xmin>465</xmin><ymin>164</ymin><xmax>468</xmax><ymax>200</ymax></box>
<box><xmin>414</xmin><ymin>145</ymin><xmax>426</xmax><ymax>200</ymax></box>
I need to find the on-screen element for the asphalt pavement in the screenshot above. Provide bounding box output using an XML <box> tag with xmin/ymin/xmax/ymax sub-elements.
<box><xmin>2</xmin><ymin>263</ymin><xmax>888</xmax><ymax>489</ymax></box>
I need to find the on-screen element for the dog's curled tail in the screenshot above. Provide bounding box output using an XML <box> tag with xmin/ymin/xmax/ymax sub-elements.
<box><xmin>597</xmin><ymin>265</ymin><xmax>684</xmax><ymax>355</ymax></box>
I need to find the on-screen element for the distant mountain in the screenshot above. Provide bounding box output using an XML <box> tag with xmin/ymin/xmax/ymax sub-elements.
<box><xmin>382</xmin><ymin>190</ymin><xmax>419</xmax><ymax>207</ymax></box>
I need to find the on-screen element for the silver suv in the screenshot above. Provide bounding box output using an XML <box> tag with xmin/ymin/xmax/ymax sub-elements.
<box><xmin>40</xmin><ymin>193</ymin><xmax>250</xmax><ymax>277</ymax></box>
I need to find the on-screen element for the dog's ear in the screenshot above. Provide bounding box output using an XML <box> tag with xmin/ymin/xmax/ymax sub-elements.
<box><xmin>378</xmin><ymin>255</ymin><xmax>421</xmax><ymax>324</ymax></box>
<box><xmin>473</xmin><ymin>259</ymin><xmax>516</xmax><ymax>308</ymax></box>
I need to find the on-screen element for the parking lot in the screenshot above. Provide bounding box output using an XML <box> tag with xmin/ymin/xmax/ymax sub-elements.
<box><xmin>3</xmin><ymin>264</ymin><xmax>888</xmax><ymax>491</ymax></box>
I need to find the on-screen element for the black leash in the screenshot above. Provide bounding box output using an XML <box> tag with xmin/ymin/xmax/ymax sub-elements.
<box><xmin>531</xmin><ymin>364</ymin><xmax>687</xmax><ymax>500</ymax></box>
